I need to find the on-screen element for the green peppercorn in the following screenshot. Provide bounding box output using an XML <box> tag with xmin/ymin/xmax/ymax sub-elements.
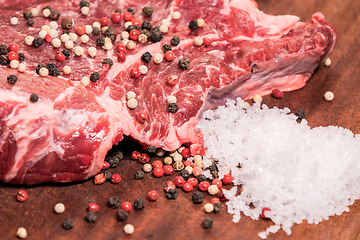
<box><xmin>33</xmin><ymin>38</ymin><xmax>44</xmax><ymax>48</ymax></box>
<box><xmin>79</xmin><ymin>0</ymin><xmax>90</xmax><ymax>8</ymax></box>
<box><xmin>162</xmin><ymin>44</ymin><xmax>172</xmax><ymax>53</ymax></box>
<box><xmin>86</xmin><ymin>211</ymin><xmax>97</xmax><ymax>223</ymax></box>
<box><xmin>202</xmin><ymin>217</ymin><xmax>213</xmax><ymax>229</ymax></box>
<box><xmin>213</xmin><ymin>202</ymin><xmax>222</xmax><ymax>213</ymax></box>
<box><xmin>0</xmin><ymin>45</ymin><xmax>8</xmax><ymax>55</ymax></box>
<box><xmin>62</xmin><ymin>49</ymin><xmax>70</xmax><ymax>59</ymax></box>
<box><xmin>7</xmin><ymin>75</ymin><xmax>17</xmax><ymax>84</ymax></box>
<box><xmin>141</xmin><ymin>20</ymin><xmax>152</xmax><ymax>31</ymax></box>
<box><xmin>134</xmin><ymin>170</ymin><xmax>144</xmax><ymax>180</ymax></box>
<box><xmin>141</xmin><ymin>52</ymin><xmax>152</xmax><ymax>63</ymax></box>
<box><xmin>105</xmin><ymin>27</ymin><xmax>116</xmax><ymax>42</ymax></box>
<box><xmin>0</xmin><ymin>55</ymin><xmax>9</xmax><ymax>66</ymax></box>
<box><xmin>92</xmin><ymin>27</ymin><xmax>100</xmax><ymax>35</ymax></box>
<box><xmin>96</xmin><ymin>36</ymin><xmax>105</xmax><ymax>47</ymax></box>
<box><xmin>30</xmin><ymin>94</ymin><xmax>38</xmax><ymax>103</ymax></box>
<box><xmin>108</xmin><ymin>197</ymin><xmax>120</xmax><ymax>209</ymax></box>
<box><xmin>49</xmin><ymin>10</ymin><xmax>60</xmax><ymax>20</ymax></box>
<box><xmin>27</xmin><ymin>18</ymin><xmax>34</xmax><ymax>26</ymax></box>
<box><xmin>178</xmin><ymin>57</ymin><xmax>190</xmax><ymax>70</ymax></box>
<box><xmin>133</xmin><ymin>198</ymin><xmax>145</xmax><ymax>210</ymax></box>
<box><xmin>168</xmin><ymin>103</ymin><xmax>179</xmax><ymax>113</ymax></box>
<box><xmin>166</xmin><ymin>189</ymin><xmax>178</xmax><ymax>200</ymax></box>
<box><xmin>90</xmin><ymin>72</ymin><xmax>100</xmax><ymax>82</ymax></box>
<box><xmin>142</xmin><ymin>6</ymin><xmax>153</xmax><ymax>17</ymax></box>
<box><xmin>62</xmin><ymin>218</ymin><xmax>74</xmax><ymax>230</ymax></box>
<box><xmin>192</xmin><ymin>191</ymin><xmax>204</xmax><ymax>204</ymax></box>
<box><xmin>116</xmin><ymin>208</ymin><xmax>128</xmax><ymax>221</ymax></box>
<box><xmin>23</xmin><ymin>11</ymin><xmax>32</xmax><ymax>20</ymax></box>
<box><xmin>189</xmin><ymin>20</ymin><xmax>199</xmax><ymax>31</ymax></box>
<box><xmin>102</xmin><ymin>58</ymin><xmax>113</xmax><ymax>68</ymax></box>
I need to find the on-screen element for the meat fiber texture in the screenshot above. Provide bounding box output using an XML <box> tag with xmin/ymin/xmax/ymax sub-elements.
<box><xmin>0</xmin><ymin>0</ymin><xmax>337</xmax><ymax>184</ymax></box>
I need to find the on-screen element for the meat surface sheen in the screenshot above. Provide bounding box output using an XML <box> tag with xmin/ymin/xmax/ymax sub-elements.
<box><xmin>0</xmin><ymin>0</ymin><xmax>337</xmax><ymax>184</ymax></box>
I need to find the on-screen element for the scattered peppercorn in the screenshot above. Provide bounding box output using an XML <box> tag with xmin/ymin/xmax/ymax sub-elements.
<box><xmin>133</xmin><ymin>198</ymin><xmax>145</xmax><ymax>210</ymax></box>
<box><xmin>189</xmin><ymin>20</ymin><xmax>199</xmax><ymax>31</ymax></box>
<box><xmin>16</xmin><ymin>190</ymin><xmax>28</xmax><ymax>202</ymax></box>
<box><xmin>296</xmin><ymin>109</ymin><xmax>305</xmax><ymax>120</ymax></box>
<box><xmin>79</xmin><ymin>0</ymin><xmax>90</xmax><ymax>8</ymax></box>
<box><xmin>23</xmin><ymin>11</ymin><xmax>32</xmax><ymax>20</ymax></box>
<box><xmin>18</xmin><ymin>53</ymin><xmax>25</xmax><ymax>61</ymax></box>
<box><xmin>162</xmin><ymin>44</ymin><xmax>172</xmax><ymax>53</ymax></box>
<box><xmin>103</xmin><ymin>170</ymin><xmax>112</xmax><ymax>180</ymax></box>
<box><xmin>0</xmin><ymin>55</ymin><xmax>8</xmax><ymax>65</ymax></box>
<box><xmin>105</xmin><ymin>152</ymin><xmax>122</xmax><ymax>167</ymax></box>
<box><xmin>142</xmin><ymin>6</ymin><xmax>154</xmax><ymax>17</ymax></box>
<box><xmin>7</xmin><ymin>75</ymin><xmax>17</xmax><ymax>84</ymax></box>
<box><xmin>111</xmin><ymin>173</ymin><xmax>121</xmax><ymax>184</ymax></box>
<box><xmin>105</xmin><ymin>27</ymin><xmax>116</xmax><ymax>42</ymax></box>
<box><xmin>192</xmin><ymin>191</ymin><xmax>204</xmax><ymax>204</ymax></box>
<box><xmin>150</xmin><ymin>28</ymin><xmax>163</xmax><ymax>42</ymax></box>
<box><xmin>102</xmin><ymin>58</ymin><xmax>113</xmax><ymax>68</ymax></box>
<box><xmin>141</xmin><ymin>29</ymin><xmax>151</xmax><ymax>38</ymax></box>
<box><xmin>30</xmin><ymin>94</ymin><xmax>38</xmax><ymax>103</ymax></box>
<box><xmin>42</xmin><ymin>5</ymin><xmax>52</xmax><ymax>12</ymax></box>
<box><xmin>116</xmin><ymin>208</ymin><xmax>128</xmax><ymax>221</ymax></box>
<box><xmin>33</xmin><ymin>38</ymin><xmax>44</xmax><ymax>48</ymax></box>
<box><xmin>170</xmin><ymin>35</ymin><xmax>180</xmax><ymax>46</ymax></box>
<box><xmin>61</xmin><ymin>49</ymin><xmax>70</xmax><ymax>59</ymax></box>
<box><xmin>213</xmin><ymin>202</ymin><xmax>222</xmax><ymax>213</ymax></box>
<box><xmin>36</xmin><ymin>64</ymin><xmax>47</xmax><ymax>75</ymax></box>
<box><xmin>127</xmin><ymin>8</ymin><xmax>135</xmax><ymax>15</ymax></box>
<box><xmin>47</xmin><ymin>63</ymin><xmax>60</xmax><ymax>77</ymax></box>
<box><xmin>0</xmin><ymin>45</ymin><xmax>8</xmax><ymax>55</ymax></box>
<box><xmin>147</xmin><ymin>145</ymin><xmax>156</xmax><ymax>153</ymax></box>
<box><xmin>61</xmin><ymin>17</ymin><xmax>73</xmax><ymax>29</ymax></box>
<box><xmin>147</xmin><ymin>190</ymin><xmax>159</xmax><ymax>201</ymax></box>
<box><xmin>96</xmin><ymin>36</ymin><xmax>105</xmax><ymax>47</ymax></box>
<box><xmin>202</xmin><ymin>217</ymin><xmax>213</xmax><ymax>229</ymax></box>
<box><xmin>168</xmin><ymin>103</ymin><xmax>179</xmax><ymax>113</ymax></box>
<box><xmin>134</xmin><ymin>170</ymin><xmax>145</xmax><ymax>180</ymax></box>
<box><xmin>62</xmin><ymin>218</ymin><xmax>74</xmax><ymax>230</ymax></box>
<box><xmin>179</xmin><ymin>169</ymin><xmax>190</xmax><ymax>180</ymax></box>
<box><xmin>90</xmin><ymin>72</ymin><xmax>100</xmax><ymax>82</ymax></box>
<box><xmin>178</xmin><ymin>57</ymin><xmax>190</xmax><ymax>70</ymax></box>
<box><xmin>141</xmin><ymin>20</ymin><xmax>152</xmax><ymax>31</ymax></box>
<box><xmin>86</xmin><ymin>211</ymin><xmax>97</xmax><ymax>223</ymax></box>
<box><xmin>166</xmin><ymin>189</ymin><xmax>178</xmax><ymax>200</ymax></box>
<box><xmin>141</xmin><ymin>52</ymin><xmax>152</xmax><ymax>63</ymax></box>
<box><xmin>27</xmin><ymin>18</ymin><xmax>34</xmax><ymax>26</ymax></box>
<box><xmin>127</xmin><ymin>24</ymin><xmax>139</xmax><ymax>32</ymax></box>
<box><xmin>92</xmin><ymin>27</ymin><xmax>100</xmax><ymax>35</ymax></box>
<box><xmin>115</xmin><ymin>9</ymin><xmax>122</xmax><ymax>14</ymax></box>
<box><xmin>108</xmin><ymin>196</ymin><xmax>120</xmax><ymax>209</ymax></box>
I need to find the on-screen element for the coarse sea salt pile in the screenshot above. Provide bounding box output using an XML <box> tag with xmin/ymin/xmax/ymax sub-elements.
<box><xmin>197</xmin><ymin>98</ymin><xmax>360</xmax><ymax>239</ymax></box>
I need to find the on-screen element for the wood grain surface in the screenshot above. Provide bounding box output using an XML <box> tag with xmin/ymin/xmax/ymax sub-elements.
<box><xmin>1</xmin><ymin>0</ymin><xmax>360</xmax><ymax>239</ymax></box>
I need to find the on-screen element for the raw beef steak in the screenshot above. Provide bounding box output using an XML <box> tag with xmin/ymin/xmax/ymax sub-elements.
<box><xmin>0</xmin><ymin>0</ymin><xmax>337</xmax><ymax>184</ymax></box>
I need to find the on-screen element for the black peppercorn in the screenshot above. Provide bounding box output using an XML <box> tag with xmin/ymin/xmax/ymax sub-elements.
<box><xmin>202</xmin><ymin>217</ymin><xmax>213</xmax><ymax>229</ymax></box>
<box><xmin>196</xmin><ymin>174</ymin><xmax>207</xmax><ymax>183</ymax></box>
<box><xmin>47</xmin><ymin>63</ymin><xmax>60</xmax><ymax>77</ymax></box>
<box><xmin>168</xmin><ymin>103</ymin><xmax>179</xmax><ymax>113</ymax></box>
<box><xmin>90</xmin><ymin>72</ymin><xmax>100</xmax><ymax>82</ymax></box>
<box><xmin>296</xmin><ymin>109</ymin><xmax>305</xmax><ymax>120</ymax></box>
<box><xmin>108</xmin><ymin>196</ymin><xmax>120</xmax><ymax>209</ymax></box>
<box><xmin>115</xmin><ymin>9</ymin><xmax>122</xmax><ymax>14</ymax></box>
<box><xmin>150</xmin><ymin>28</ymin><xmax>163</xmax><ymax>42</ymax></box>
<box><xmin>192</xmin><ymin>191</ymin><xmax>204</xmax><ymax>204</ymax></box>
<box><xmin>142</xmin><ymin>6</ymin><xmax>153</xmax><ymax>17</ymax></box>
<box><xmin>141</xmin><ymin>29</ymin><xmax>151</xmax><ymax>38</ymax></box>
<box><xmin>180</xmin><ymin>169</ymin><xmax>190</xmax><ymax>180</ymax></box>
<box><xmin>105</xmin><ymin>27</ymin><xmax>116</xmax><ymax>42</ymax></box>
<box><xmin>170</xmin><ymin>35</ymin><xmax>180</xmax><ymax>46</ymax></box>
<box><xmin>0</xmin><ymin>55</ymin><xmax>9</xmax><ymax>66</ymax></box>
<box><xmin>7</xmin><ymin>75</ymin><xmax>17</xmax><ymax>84</ymax></box>
<box><xmin>33</xmin><ymin>38</ymin><xmax>44</xmax><ymax>48</ymax></box>
<box><xmin>62</xmin><ymin>30</ymin><xmax>70</xmax><ymax>35</ymax></box>
<box><xmin>105</xmin><ymin>155</ymin><xmax>119</xmax><ymax>168</ymax></box>
<box><xmin>30</xmin><ymin>94</ymin><xmax>38</xmax><ymax>103</ymax></box>
<box><xmin>127</xmin><ymin>8</ymin><xmax>135</xmax><ymax>15</ymax></box>
<box><xmin>36</xmin><ymin>64</ymin><xmax>47</xmax><ymax>75</ymax></box>
<box><xmin>141</xmin><ymin>20</ymin><xmax>152</xmax><ymax>31</ymax></box>
<box><xmin>162</xmin><ymin>44</ymin><xmax>172</xmax><ymax>53</ymax></box>
<box><xmin>141</xmin><ymin>52</ymin><xmax>152</xmax><ymax>63</ymax></box>
<box><xmin>102</xmin><ymin>58</ymin><xmax>114</xmax><ymax>68</ymax></box>
<box><xmin>86</xmin><ymin>211</ymin><xmax>97</xmax><ymax>223</ymax></box>
<box><xmin>127</xmin><ymin>24</ymin><xmax>139</xmax><ymax>32</ymax></box>
<box><xmin>62</xmin><ymin>49</ymin><xmax>70</xmax><ymax>59</ymax></box>
<box><xmin>213</xmin><ymin>202</ymin><xmax>222</xmax><ymax>213</ymax></box>
<box><xmin>116</xmin><ymin>208</ymin><xmax>128</xmax><ymax>221</ymax></box>
<box><xmin>42</xmin><ymin>6</ymin><xmax>52</xmax><ymax>12</ymax></box>
<box><xmin>92</xmin><ymin>27</ymin><xmax>100</xmax><ymax>35</ymax></box>
<box><xmin>148</xmin><ymin>145</ymin><xmax>156</xmax><ymax>153</ymax></box>
<box><xmin>178</xmin><ymin>57</ymin><xmax>190</xmax><ymax>70</ymax></box>
<box><xmin>27</xmin><ymin>18</ymin><xmax>34</xmax><ymax>26</ymax></box>
<box><xmin>166</xmin><ymin>189</ymin><xmax>178</xmax><ymax>200</ymax></box>
<box><xmin>49</xmin><ymin>10</ymin><xmax>60</xmax><ymax>20</ymax></box>
<box><xmin>134</xmin><ymin>170</ymin><xmax>145</xmax><ymax>180</ymax></box>
<box><xmin>23</xmin><ymin>11</ymin><xmax>32</xmax><ymax>20</ymax></box>
<box><xmin>189</xmin><ymin>20</ymin><xmax>199</xmax><ymax>31</ymax></box>
<box><xmin>18</xmin><ymin>53</ymin><xmax>25</xmax><ymax>61</ymax></box>
<box><xmin>79</xmin><ymin>0</ymin><xmax>90</xmax><ymax>8</ymax></box>
<box><xmin>62</xmin><ymin>218</ymin><xmax>74</xmax><ymax>230</ymax></box>
<box><xmin>103</xmin><ymin>170</ymin><xmax>112</xmax><ymax>181</ymax></box>
<box><xmin>0</xmin><ymin>45</ymin><xmax>8</xmax><ymax>55</ymax></box>
<box><xmin>96</xmin><ymin>36</ymin><xmax>105</xmax><ymax>47</ymax></box>
<box><xmin>134</xmin><ymin>198</ymin><xmax>145</xmax><ymax>210</ymax></box>
<box><xmin>61</xmin><ymin>17</ymin><xmax>73</xmax><ymax>29</ymax></box>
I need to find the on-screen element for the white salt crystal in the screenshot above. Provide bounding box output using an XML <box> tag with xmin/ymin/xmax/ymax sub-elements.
<box><xmin>197</xmin><ymin>98</ymin><xmax>360</xmax><ymax>238</ymax></box>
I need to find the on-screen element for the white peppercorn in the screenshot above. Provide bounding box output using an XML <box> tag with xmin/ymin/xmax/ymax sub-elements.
<box><xmin>18</xmin><ymin>63</ymin><xmax>27</xmax><ymax>72</ymax></box>
<box><xmin>101</xmin><ymin>26</ymin><xmax>109</xmax><ymax>34</ymax></box>
<box><xmin>139</xmin><ymin>65</ymin><xmax>148</xmax><ymax>74</ymax></box>
<box><xmin>54</xmin><ymin>203</ymin><xmax>65</xmax><ymax>214</ymax></box>
<box><xmin>324</xmin><ymin>58</ymin><xmax>331</xmax><ymax>67</ymax></box>
<box><xmin>48</xmin><ymin>29</ymin><xmax>58</xmax><ymax>38</ymax></box>
<box><xmin>68</xmin><ymin>32</ymin><xmax>77</xmax><ymax>42</ymax></box>
<box><xmin>204</xmin><ymin>203</ymin><xmax>214</xmax><ymax>213</ymax></box>
<box><xmin>127</xmin><ymin>98</ymin><xmax>138</xmax><ymax>109</ymax></box>
<box><xmin>30</xmin><ymin>8</ymin><xmax>39</xmax><ymax>17</ymax></box>
<box><xmin>103</xmin><ymin>42</ymin><xmax>113</xmax><ymax>50</ymax></box>
<box><xmin>126</xmin><ymin>91</ymin><xmax>136</xmax><ymax>100</ymax></box>
<box><xmin>194</xmin><ymin>155</ymin><xmax>202</xmax><ymax>162</ymax></box>
<box><xmin>85</xmin><ymin>25</ymin><xmax>93</xmax><ymax>34</ymax></box>
<box><xmin>124</xmin><ymin>21</ymin><xmax>132</xmax><ymax>29</ymax></box>
<box><xmin>122</xmin><ymin>39</ymin><xmax>130</xmax><ymax>46</ymax></box>
<box><xmin>155</xmin><ymin>148</ymin><xmax>165</xmax><ymax>157</ymax></box>
<box><xmin>81</xmin><ymin>76</ymin><xmax>90</xmax><ymax>86</ymax></box>
<box><xmin>172</xmin><ymin>11</ymin><xmax>181</xmax><ymax>20</ymax></box>
<box><xmin>126</xmin><ymin>40</ymin><xmax>136</xmax><ymax>50</ymax></box>
<box><xmin>153</xmin><ymin>53</ymin><xmax>163</xmax><ymax>64</ymax></box>
<box><xmin>39</xmin><ymin>67</ymin><xmax>49</xmax><ymax>77</ymax></box>
<box><xmin>16</xmin><ymin>227</ymin><xmax>27</xmax><ymax>239</ymax></box>
<box><xmin>197</xmin><ymin>19</ymin><xmax>205</xmax><ymax>27</ymax></box>
<box><xmin>194</xmin><ymin>159</ymin><xmax>204</xmax><ymax>168</ymax></box>
<box><xmin>63</xmin><ymin>66</ymin><xmax>71</xmax><ymax>74</ymax></box>
<box><xmin>10</xmin><ymin>60</ymin><xmax>19</xmax><ymax>69</ymax></box>
<box><xmin>65</xmin><ymin>40</ymin><xmax>74</xmax><ymax>49</ymax></box>
<box><xmin>324</xmin><ymin>91</ymin><xmax>334</xmax><ymax>101</ymax></box>
<box><xmin>49</xmin><ymin>21</ymin><xmax>58</xmax><ymax>29</ymax></box>
<box><xmin>194</xmin><ymin>36</ymin><xmax>203</xmax><ymax>46</ymax></box>
<box><xmin>177</xmin><ymin>146</ymin><xmax>185</xmax><ymax>154</ymax></box>
<box><xmin>185</xmin><ymin>166</ymin><xmax>193</xmax><ymax>175</ymax></box>
<box><xmin>80</xmin><ymin>34</ymin><xmax>89</xmax><ymax>43</ymax></box>
<box><xmin>138</xmin><ymin>34</ymin><xmax>147</xmax><ymax>43</ymax></box>
<box><xmin>81</xmin><ymin>6</ymin><xmax>90</xmax><ymax>15</ymax></box>
<box><xmin>92</xmin><ymin>22</ymin><xmax>101</xmax><ymax>29</ymax></box>
<box><xmin>10</xmin><ymin>17</ymin><xmax>18</xmax><ymax>25</ymax></box>
<box><xmin>159</xmin><ymin>24</ymin><xmax>168</xmax><ymax>33</ymax></box>
<box><xmin>87</xmin><ymin>47</ymin><xmax>97</xmax><ymax>57</ymax></box>
<box><xmin>124</xmin><ymin>224</ymin><xmax>134</xmax><ymax>235</ymax></box>
<box><xmin>143</xmin><ymin>163</ymin><xmax>152</xmax><ymax>173</ymax></box>
<box><xmin>121</xmin><ymin>31</ymin><xmax>130</xmax><ymax>39</ymax></box>
<box><xmin>39</xmin><ymin>30</ymin><xmax>48</xmax><ymax>39</ymax></box>
<box><xmin>25</xmin><ymin>36</ymin><xmax>34</xmax><ymax>46</ymax></box>
<box><xmin>208</xmin><ymin>185</ymin><xmax>219</xmax><ymax>195</ymax></box>
<box><xmin>61</xmin><ymin>34</ymin><xmax>70</xmax><ymax>43</ymax></box>
<box><xmin>167</xmin><ymin>96</ymin><xmax>177</xmax><ymax>104</ymax></box>
<box><xmin>42</xmin><ymin>8</ymin><xmax>51</xmax><ymax>17</ymax></box>
<box><xmin>52</xmin><ymin>38</ymin><xmax>61</xmax><ymax>48</ymax></box>
<box><xmin>253</xmin><ymin>94</ymin><xmax>262</xmax><ymax>103</ymax></box>
<box><xmin>41</xmin><ymin>25</ymin><xmax>50</xmax><ymax>32</ymax></box>
<box><xmin>74</xmin><ymin>46</ymin><xmax>84</xmax><ymax>56</ymax></box>
<box><xmin>173</xmin><ymin>153</ymin><xmax>183</xmax><ymax>162</ymax></box>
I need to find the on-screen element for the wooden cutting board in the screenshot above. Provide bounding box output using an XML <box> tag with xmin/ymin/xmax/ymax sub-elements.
<box><xmin>1</xmin><ymin>0</ymin><xmax>360</xmax><ymax>239</ymax></box>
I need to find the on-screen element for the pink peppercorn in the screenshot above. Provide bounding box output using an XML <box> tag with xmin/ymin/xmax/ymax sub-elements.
<box><xmin>181</xmin><ymin>148</ymin><xmax>191</xmax><ymax>159</ymax></box>
<box><xmin>16</xmin><ymin>190</ymin><xmax>28</xmax><ymax>202</ymax></box>
<box><xmin>198</xmin><ymin>181</ymin><xmax>210</xmax><ymax>191</ymax></box>
<box><xmin>147</xmin><ymin>190</ymin><xmax>159</xmax><ymax>201</ymax></box>
<box><xmin>212</xmin><ymin>179</ymin><xmax>222</xmax><ymax>189</ymax></box>
<box><xmin>88</xmin><ymin>203</ymin><xmax>99</xmax><ymax>212</ymax></box>
<box><xmin>164</xmin><ymin>181</ymin><xmax>176</xmax><ymax>192</ymax></box>
<box><xmin>111</xmin><ymin>12</ymin><xmax>122</xmax><ymax>23</ymax></box>
<box><xmin>9</xmin><ymin>43</ymin><xmax>18</xmax><ymax>52</ymax></box>
<box><xmin>153</xmin><ymin>167</ymin><xmax>164</xmax><ymax>178</ymax></box>
<box><xmin>199</xmin><ymin>148</ymin><xmax>207</xmax><ymax>157</ymax></box>
<box><xmin>130</xmin><ymin>67</ymin><xmax>141</xmax><ymax>78</ymax></box>
<box><xmin>203</xmin><ymin>38</ymin><xmax>212</xmax><ymax>46</ymax></box>
<box><xmin>182</xmin><ymin>182</ymin><xmax>193</xmax><ymax>192</ymax></box>
<box><xmin>131</xmin><ymin>150</ymin><xmax>141</xmax><ymax>160</ymax></box>
<box><xmin>111</xmin><ymin>173</ymin><xmax>121</xmax><ymax>184</ymax></box>
<box><xmin>55</xmin><ymin>51</ymin><xmax>66</xmax><ymax>62</ymax></box>
<box><xmin>187</xmin><ymin>177</ymin><xmax>198</xmax><ymax>187</ymax></box>
<box><xmin>192</xmin><ymin>167</ymin><xmax>203</xmax><ymax>177</ymax></box>
<box><xmin>261</xmin><ymin>207</ymin><xmax>271</xmax><ymax>219</ymax></box>
<box><xmin>152</xmin><ymin>160</ymin><xmax>163</xmax><ymax>169</ymax></box>
<box><xmin>184</xmin><ymin>160</ymin><xmax>194</xmax><ymax>168</ymax></box>
<box><xmin>210</xmin><ymin>198</ymin><xmax>220</xmax><ymax>204</ymax></box>
<box><xmin>45</xmin><ymin>34</ymin><xmax>53</xmax><ymax>43</ymax></box>
<box><xmin>218</xmin><ymin>188</ymin><xmax>227</xmax><ymax>201</ymax></box>
<box><xmin>100</xmin><ymin>17</ymin><xmax>109</xmax><ymax>27</ymax></box>
<box><xmin>123</xmin><ymin>12</ymin><xmax>133</xmax><ymax>21</ymax></box>
<box><xmin>129</xmin><ymin>29</ymin><xmax>140</xmax><ymax>41</ymax></box>
<box><xmin>121</xmin><ymin>201</ymin><xmax>132</xmax><ymax>212</ymax></box>
<box><xmin>173</xmin><ymin>176</ymin><xmax>186</xmax><ymax>188</ymax></box>
<box><xmin>222</xmin><ymin>174</ymin><xmax>233</xmax><ymax>185</ymax></box>
<box><xmin>139</xmin><ymin>153</ymin><xmax>150</xmax><ymax>163</ymax></box>
<box><xmin>131</xmin><ymin>18</ymin><xmax>141</xmax><ymax>28</ymax></box>
<box><xmin>94</xmin><ymin>173</ymin><xmax>106</xmax><ymax>185</ymax></box>
<box><xmin>163</xmin><ymin>165</ymin><xmax>174</xmax><ymax>175</ymax></box>
<box><xmin>8</xmin><ymin>51</ymin><xmax>18</xmax><ymax>61</ymax></box>
<box><xmin>271</xmin><ymin>89</ymin><xmax>284</xmax><ymax>99</ymax></box>
<box><xmin>102</xmin><ymin>161</ymin><xmax>110</xmax><ymax>170</ymax></box>
<box><xmin>116</xmin><ymin>43</ymin><xmax>127</xmax><ymax>54</ymax></box>
<box><xmin>136</xmin><ymin>111</ymin><xmax>147</xmax><ymax>122</ymax></box>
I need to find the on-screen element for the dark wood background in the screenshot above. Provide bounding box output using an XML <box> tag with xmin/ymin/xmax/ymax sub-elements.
<box><xmin>1</xmin><ymin>0</ymin><xmax>360</xmax><ymax>239</ymax></box>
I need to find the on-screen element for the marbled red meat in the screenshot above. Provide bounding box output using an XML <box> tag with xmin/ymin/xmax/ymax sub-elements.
<box><xmin>0</xmin><ymin>0</ymin><xmax>337</xmax><ymax>184</ymax></box>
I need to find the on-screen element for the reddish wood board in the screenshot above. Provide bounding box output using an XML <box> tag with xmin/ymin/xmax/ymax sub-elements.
<box><xmin>1</xmin><ymin>0</ymin><xmax>360</xmax><ymax>239</ymax></box>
